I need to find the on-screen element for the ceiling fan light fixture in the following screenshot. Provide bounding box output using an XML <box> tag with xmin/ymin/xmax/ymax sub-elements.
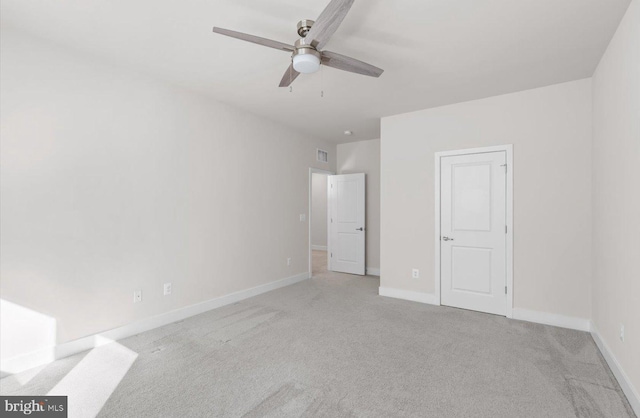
<box><xmin>212</xmin><ymin>0</ymin><xmax>384</xmax><ymax>88</ymax></box>
<box><xmin>292</xmin><ymin>53</ymin><xmax>320</xmax><ymax>74</ymax></box>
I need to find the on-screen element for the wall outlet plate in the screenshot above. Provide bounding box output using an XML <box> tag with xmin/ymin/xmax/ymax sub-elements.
<box><xmin>164</xmin><ymin>283</ymin><xmax>172</xmax><ymax>296</ymax></box>
<box><xmin>299</xmin><ymin>214</ymin><xmax>306</xmax><ymax>222</ymax></box>
<box><xmin>134</xmin><ymin>290</ymin><xmax>142</xmax><ymax>303</ymax></box>
<box><xmin>412</xmin><ymin>269</ymin><xmax>420</xmax><ymax>279</ymax></box>
<box><xmin>287</xmin><ymin>258</ymin><xmax>292</xmax><ymax>266</ymax></box>
<box><xmin>620</xmin><ymin>324</ymin><xmax>625</xmax><ymax>342</ymax></box>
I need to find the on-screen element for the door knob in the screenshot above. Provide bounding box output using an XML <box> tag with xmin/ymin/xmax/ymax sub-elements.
<box><xmin>356</xmin><ymin>227</ymin><xmax>364</xmax><ymax>231</ymax></box>
<box><xmin>442</xmin><ymin>236</ymin><xmax>454</xmax><ymax>241</ymax></box>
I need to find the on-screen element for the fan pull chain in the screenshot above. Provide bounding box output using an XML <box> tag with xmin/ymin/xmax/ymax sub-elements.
<box><xmin>289</xmin><ymin>62</ymin><xmax>293</xmax><ymax>93</ymax></box>
<box><xmin>320</xmin><ymin>65</ymin><xmax>324</xmax><ymax>98</ymax></box>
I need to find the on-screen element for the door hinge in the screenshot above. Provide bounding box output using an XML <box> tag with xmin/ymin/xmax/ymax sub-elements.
<box><xmin>331</xmin><ymin>253</ymin><xmax>333</xmax><ymax>258</ymax></box>
<box><xmin>505</xmin><ymin>286</ymin><xmax>507</xmax><ymax>294</ymax></box>
<box><xmin>505</xmin><ymin>225</ymin><xmax>507</xmax><ymax>234</ymax></box>
<box><xmin>331</xmin><ymin>218</ymin><xmax>333</xmax><ymax>223</ymax></box>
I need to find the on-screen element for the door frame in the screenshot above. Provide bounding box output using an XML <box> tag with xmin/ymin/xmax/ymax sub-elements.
<box><xmin>434</xmin><ymin>144</ymin><xmax>514</xmax><ymax>318</ymax></box>
<box><xmin>309</xmin><ymin>167</ymin><xmax>334</xmax><ymax>278</ymax></box>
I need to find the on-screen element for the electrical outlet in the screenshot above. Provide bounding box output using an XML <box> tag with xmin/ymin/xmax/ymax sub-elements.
<box><xmin>164</xmin><ymin>283</ymin><xmax>172</xmax><ymax>296</ymax></box>
<box><xmin>620</xmin><ymin>324</ymin><xmax>625</xmax><ymax>342</ymax></box>
<box><xmin>287</xmin><ymin>258</ymin><xmax>292</xmax><ymax>266</ymax></box>
<box><xmin>412</xmin><ymin>269</ymin><xmax>420</xmax><ymax>279</ymax></box>
<box><xmin>133</xmin><ymin>290</ymin><xmax>142</xmax><ymax>303</ymax></box>
<box><xmin>299</xmin><ymin>214</ymin><xmax>306</xmax><ymax>222</ymax></box>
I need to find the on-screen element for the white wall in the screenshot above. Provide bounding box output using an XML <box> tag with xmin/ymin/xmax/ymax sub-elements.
<box><xmin>0</xmin><ymin>28</ymin><xmax>336</xmax><ymax>350</ymax></box>
<box><xmin>592</xmin><ymin>0</ymin><xmax>640</xmax><ymax>401</ymax></box>
<box><xmin>311</xmin><ymin>173</ymin><xmax>328</xmax><ymax>249</ymax></box>
<box><xmin>337</xmin><ymin>139</ymin><xmax>381</xmax><ymax>271</ymax></box>
<box><xmin>380</xmin><ymin>79</ymin><xmax>592</xmax><ymax>320</ymax></box>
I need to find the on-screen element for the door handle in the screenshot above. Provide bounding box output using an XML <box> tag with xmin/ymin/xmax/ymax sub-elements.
<box><xmin>356</xmin><ymin>227</ymin><xmax>364</xmax><ymax>231</ymax></box>
<box><xmin>442</xmin><ymin>236</ymin><xmax>454</xmax><ymax>241</ymax></box>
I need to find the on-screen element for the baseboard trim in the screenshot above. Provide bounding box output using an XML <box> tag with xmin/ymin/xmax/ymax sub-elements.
<box><xmin>311</xmin><ymin>245</ymin><xmax>327</xmax><ymax>251</ymax></box>
<box><xmin>366</xmin><ymin>267</ymin><xmax>380</xmax><ymax>276</ymax></box>
<box><xmin>1</xmin><ymin>272</ymin><xmax>310</xmax><ymax>374</ymax></box>
<box><xmin>0</xmin><ymin>347</ymin><xmax>55</xmax><ymax>375</ymax></box>
<box><xmin>378</xmin><ymin>287</ymin><xmax>438</xmax><ymax>305</ymax></box>
<box><xmin>512</xmin><ymin>308</ymin><xmax>591</xmax><ymax>332</ymax></box>
<box><xmin>591</xmin><ymin>324</ymin><xmax>640</xmax><ymax>415</ymax></box>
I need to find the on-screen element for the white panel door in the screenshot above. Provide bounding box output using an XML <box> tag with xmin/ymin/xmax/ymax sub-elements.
<box><xmin>328</xmin><ymin>174</ymin><xmax>365</xmax><ymax>275</ymax></box>
<box><xmin>441</xmin><ymin>152</ymin><xmax>507</xmax><ymax>316</ymax></box>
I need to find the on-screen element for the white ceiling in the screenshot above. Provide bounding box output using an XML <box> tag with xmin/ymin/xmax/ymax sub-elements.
<box><xmin>1</xmin><ymin>0</ymin><xmax>631</xmax><ymax>143</ymax></box>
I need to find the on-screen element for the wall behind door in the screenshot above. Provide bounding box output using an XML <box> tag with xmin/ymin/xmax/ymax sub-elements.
<box><xmin>311</xmin><ymin>173</ymin><xmax>328</xmax><ymax>250</ymax></box>
<box><xmin>381</xmin><ymin>79</ymin><xmax>592</xmax><ymax>320</ymax></box>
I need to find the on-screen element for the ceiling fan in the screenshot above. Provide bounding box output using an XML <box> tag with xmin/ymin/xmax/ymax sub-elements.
<box><xmin>212</xmin><ymin>0</ymin><xmax>384</xmax><ymax>87</ymax></box>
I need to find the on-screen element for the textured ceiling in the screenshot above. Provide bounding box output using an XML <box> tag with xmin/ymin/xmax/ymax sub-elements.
<box><xmin>1</xmin><ymin>0</ymin><xmax>631</xmax><ymax>143</ymax></box>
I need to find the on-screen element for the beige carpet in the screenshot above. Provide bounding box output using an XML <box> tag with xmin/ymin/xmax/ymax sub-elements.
<box><xmin>1</xmin><ymin>252</ymin><xmax>635</xmax><ymax>417</ymax></box>
<box><xmin>312</xmin><ymin>249</ymin><xmax>328</xmax><ymax>275</ymax></box>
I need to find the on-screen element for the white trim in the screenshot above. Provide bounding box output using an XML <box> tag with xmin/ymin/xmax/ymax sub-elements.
<box><xmin>374</xmin><ymin>290</ymin><xmax>637</xmax><ymax>413</ymax></box>
<box><xmin>434</xmin><ymin>153</ymin><xmax>442</xmax><ymax>306</ymax></box>
<box><xmin>366</xmin><ymin>267</ymin><xmax>380</xmax><ymax>276</ymax></box>
<box><xmin>1</xmin><ymin>272</ymin><xmax>309</xmax><ymax>374</ymax></box>
<box><xmin>511</xmin><ymin>308</ymin><xmax>591</xmax><ymax>332</ymax></box>
<box><xmin>308</xmin><ymin>168</ymin><xmax>334</xmax><ymax>278</ymax></box>
<box><xmin>311</xmin><ymin>245</ymin><xmax>327</xmax><ymax>251</ymax></box>
<box><xmin>1</xmin><ymin>347</ymin><xmax>55</xmax><ymax>375</ymax></box>
<box><xmin>379</xmin><ymin>287</ymin><xmax>438</xmax><ymax>305</ymax></box>
<box><xmin>505</xmin><ymin>146</ymin><xmax>514</xmax><ymax>319</ymax></box>
<box><xmin>435</xmin><ymin>144</ymin><xmax>514</xmax><ymax>157</ymax></box>
<box><xmin>434</xmin><ymin>144</ymin><xmax>514</xmax><ymax>318</ymax></box>
<box><xmin>591</xmin><ymin>324</ymin><xmax>640</xmax><ymax>416</ymax></box>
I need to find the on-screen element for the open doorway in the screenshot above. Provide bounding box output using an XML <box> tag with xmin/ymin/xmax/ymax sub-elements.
<box><xmin>309</xmin><ymin>168</ymin><xmax>333</xmax><ymax>277</ymax></box>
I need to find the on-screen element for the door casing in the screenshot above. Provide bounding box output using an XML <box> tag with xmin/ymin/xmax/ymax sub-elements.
<box><xmin>434</xmin><ymin>145</ymin><xmax>514</xmax><ymax>318</ymax></box>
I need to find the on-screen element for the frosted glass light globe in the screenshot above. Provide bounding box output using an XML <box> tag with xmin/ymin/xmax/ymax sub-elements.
<box><xmin>293</xmin><ymin>54</ymin><xmax>320</xmax><ymax>74</ymax></box>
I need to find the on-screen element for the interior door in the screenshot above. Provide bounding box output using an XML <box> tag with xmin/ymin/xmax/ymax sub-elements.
<box><xmin>328</xmin><ymin>173</ymin><xmax>366</xmax><ymax>275</ymax></box>
<box><xmin>440</xmin><ymin>152</ymin><xmax>507</xmax><ymax>316</ymax></box>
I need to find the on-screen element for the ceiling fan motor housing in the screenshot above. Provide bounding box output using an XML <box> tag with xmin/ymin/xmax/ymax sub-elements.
<box><xmin>292</xmin><ymin>38</ymin><xmax>321</xmax><ymax>73</ymax></box>
<box><xmin>297</xmin><ymin>20</ymin><xmax>314</xmax><ymax>37</ymax></box>
<box><xmin>212</xmin><ymin>0</ymin><xmax>383</xmax><ymax>86</ymax></box>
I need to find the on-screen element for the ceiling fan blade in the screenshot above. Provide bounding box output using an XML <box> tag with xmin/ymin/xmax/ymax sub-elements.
<box><xmin>279</xmin><ymin>63</ymin><xmax>300</xmax><ymax>87</ymax></box>
<box><xmin>321</xmin><ymin>50</ymin><xmax>383</xmax><ymax>77</ymax></box>
<box><xmin>305</xmin><ymin>0</ymin><xmax>355</xmax><ymax>50</ymax></box>
<box><xmin>212</xmin><ymin>27</ymin><xmax>294</xmax><ymax>52</ymax></box>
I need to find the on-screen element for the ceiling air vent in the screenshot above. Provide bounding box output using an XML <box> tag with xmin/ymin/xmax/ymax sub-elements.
<box><xmin>317</xmin><ymin>149</ymin><xmax>328</xmax><ymax>163</ymax></box>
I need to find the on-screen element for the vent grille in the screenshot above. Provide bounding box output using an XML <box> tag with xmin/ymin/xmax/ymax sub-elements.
<box><xmin>317</xmin><ymin>149</ymin><xmax>328</xmax><ymax>163</ymax></box>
